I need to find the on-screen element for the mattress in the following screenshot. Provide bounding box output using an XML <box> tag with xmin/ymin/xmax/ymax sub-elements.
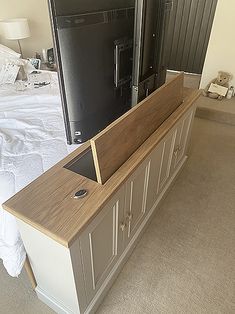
<box><xmin>0</xmin><ymin>72</ymin><xmax>77</xmax><ymax>276</ymax></box>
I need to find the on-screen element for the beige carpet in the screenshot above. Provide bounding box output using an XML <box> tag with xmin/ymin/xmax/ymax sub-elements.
<box><xmin>1</xmin><ymin>118</ymin><xmax>235</xmax><ymax>314</ymax></box>
<box><xmin>0</xmin><ymin>263</ymin><xmax>53</xmax><ymax>313</ymax></box>
<box><xmin>196</xmin><ymin>96</ymin><xmax>235</xmax><ymax>126</ymax></box>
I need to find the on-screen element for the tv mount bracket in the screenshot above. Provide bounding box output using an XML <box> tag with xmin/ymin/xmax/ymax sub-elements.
<box><xmin>114</xmin><ymin>37</ymin><xmax>133</xmax><ymax>88</ymax></box>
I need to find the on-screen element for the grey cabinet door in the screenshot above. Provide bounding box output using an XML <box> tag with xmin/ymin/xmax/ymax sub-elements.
<box><xmin>158</xmin><ymin>129</ymin><xmax>176</xmax><ymax>193</ymax></box>
<box><xmin>124</xmin><ymin>159</ymin><xmax>150</xmax><ymax>244</ymax></box>
<box><xmin>171</xmin><ymin>109</ymin><xmax>194</xmax><ymax>173</ymax></box>
<box><xmin>145</xmin><ymin>140</ymin><xmax>165</xmax><ymax>213</ymax></box>
<box><xmin>79</xmin><ymin>186</ymin><xmax>125</xmax><ymax>303</ymax></box>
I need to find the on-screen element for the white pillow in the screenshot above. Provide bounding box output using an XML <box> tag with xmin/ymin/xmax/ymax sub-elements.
<box><xmin>3</xmin><ymin>58</ymin><xmax>36</xmax><ymax>75</ymax></box>
<box><xmin>0</xmin><ymin>44</ymin><xmax>21</xmax><ymax>59</ymax></box>
<box><xmin>0</xmin><ymin>44</ymin><xmax>21</xmax><ymax>71</ymax></box>
<box><xmin>0</xmin><ymin>45</ymin><xmax>35</xmax><ymax>82</ymax></box>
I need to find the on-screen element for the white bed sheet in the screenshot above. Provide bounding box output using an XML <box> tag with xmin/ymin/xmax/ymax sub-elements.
<box><xmin>0</xmin><ymin>72</ymin><xmax>77</xmax><ymax>276</ymax></box>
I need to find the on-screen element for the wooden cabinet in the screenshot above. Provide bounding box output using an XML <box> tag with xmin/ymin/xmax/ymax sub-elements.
<box><xmin>79</xmin><ymin>110</ymin><xmax>195</xmax><ymax>306</ymax></box>
<box><xmin>79</xmin><ymin>187</ymin><xmax>125</xmax><ymax>303</ymax></box>
<box><xmin>3</xmin><ymin>76</ymin><xmax>200</xmax><ymax>314</ymax></box>
<box><xmin>20</xmin><ymin>107</ymin><xmax>195</xmax><ymax>314</ymax></box>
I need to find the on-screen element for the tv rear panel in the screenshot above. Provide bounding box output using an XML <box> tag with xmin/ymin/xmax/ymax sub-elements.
<box><xmin>48</xmin><ymin>0</ymin><xmax>135</xmax><ymax>144</ymax></box>
<box><xmin>132</xmin><ymin>0</ymin><xmax>173</xmax><ymax>105</ymax></box>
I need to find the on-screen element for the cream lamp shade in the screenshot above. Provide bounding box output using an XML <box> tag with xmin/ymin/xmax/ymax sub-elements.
<box><xmin>1</xmin><ymin>18</ymin><xmax>30</xmax><ymax>58</ymax></box>
<box><xmin>2</xmin><ymin>18</ymin><xmax>30</xmax><ymax>40</ymax></box>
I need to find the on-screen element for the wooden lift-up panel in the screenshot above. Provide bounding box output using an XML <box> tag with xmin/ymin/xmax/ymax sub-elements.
<box><xmin>91</xmin><ymin>73</ymin><xmax>184</xmax><ymax>184</ymax></box>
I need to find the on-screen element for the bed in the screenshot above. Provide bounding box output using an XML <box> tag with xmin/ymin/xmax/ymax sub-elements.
<box><xmin>0</xmin><ymin>70</ymin><xmax>77</xmax><ymax>277</ymax></box>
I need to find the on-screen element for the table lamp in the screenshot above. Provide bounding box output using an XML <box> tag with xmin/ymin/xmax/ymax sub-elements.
<box><xmin>1</xmin><ymin>18</ymin><xmax>30</xmax><ymax>58</ymax></box>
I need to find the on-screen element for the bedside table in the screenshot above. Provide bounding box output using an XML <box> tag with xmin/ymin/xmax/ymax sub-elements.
<box><xmin>40</xmin><ymin>62</ymin><xmax>57</xmax><ymax>72</ymax></box>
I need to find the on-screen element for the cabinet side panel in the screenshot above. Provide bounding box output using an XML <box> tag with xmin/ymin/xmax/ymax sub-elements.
<box><xmin>70</xmin><ymin>240</ymin><xmax>88</xmax><ymax>314</ymax></box>
<box><xmin>17</xmin><ymin>220</ymin><xmax>81</xmax><ymax>314</ymax></box>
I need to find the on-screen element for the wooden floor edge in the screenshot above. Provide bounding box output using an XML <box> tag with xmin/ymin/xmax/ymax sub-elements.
<box><xmin>24</xmin><ymin>255</ymin><xmax>37</xmax><ymax>290</ymax></box>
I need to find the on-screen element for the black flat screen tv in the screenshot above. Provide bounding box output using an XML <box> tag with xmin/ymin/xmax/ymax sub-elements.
<box><xmin>48</xmin><ymin>0</ymin><xmax>135</xmax><ymax>144</ymax></box>
<box><xmin>48</xmin><ymin>0</ymin><xmax>171</xmax><ymax>144</ymax></box>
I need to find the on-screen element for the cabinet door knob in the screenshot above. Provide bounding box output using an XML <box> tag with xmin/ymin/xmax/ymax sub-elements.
<box><xmin>120</xmin><ymin>223</ymin><xmax>126</xmax><ymax>232</ymax></box>
<box><xmin>127</xmin><ymin>213</ymin><xmax>133</xmax><ymax>221</ymax></box>
<box><xmin>174</xmin><ymin>145</ymin><xmax>180</xmax><ymax>156</ymax></box>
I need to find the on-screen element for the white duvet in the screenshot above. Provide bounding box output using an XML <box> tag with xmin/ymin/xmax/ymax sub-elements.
<box><xmin>0</xmin><ymin>72</ymin><xmax>77</xmax><ymax>276</ymax></box>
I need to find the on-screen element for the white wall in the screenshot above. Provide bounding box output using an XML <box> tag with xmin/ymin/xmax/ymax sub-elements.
<box><xmin>200</xmin><ymin>0</ymin><xmax>235</xmax><ymax>88</ymax></box>
<box><xmin>0</xmin><ymin>0</ymin><xmax>53</xmax><ymax>58</ymax></box>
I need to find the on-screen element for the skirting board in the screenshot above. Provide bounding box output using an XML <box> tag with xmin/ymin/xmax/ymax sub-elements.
<box><xmin>36</xmin><ymin>287</ymin><xmax>75</xmax><ymax>314</ymax></box>
<box><xmin>35</xmin><ymin>156</ymin><xmax>187</xmax><ymax>314</ymax></box>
